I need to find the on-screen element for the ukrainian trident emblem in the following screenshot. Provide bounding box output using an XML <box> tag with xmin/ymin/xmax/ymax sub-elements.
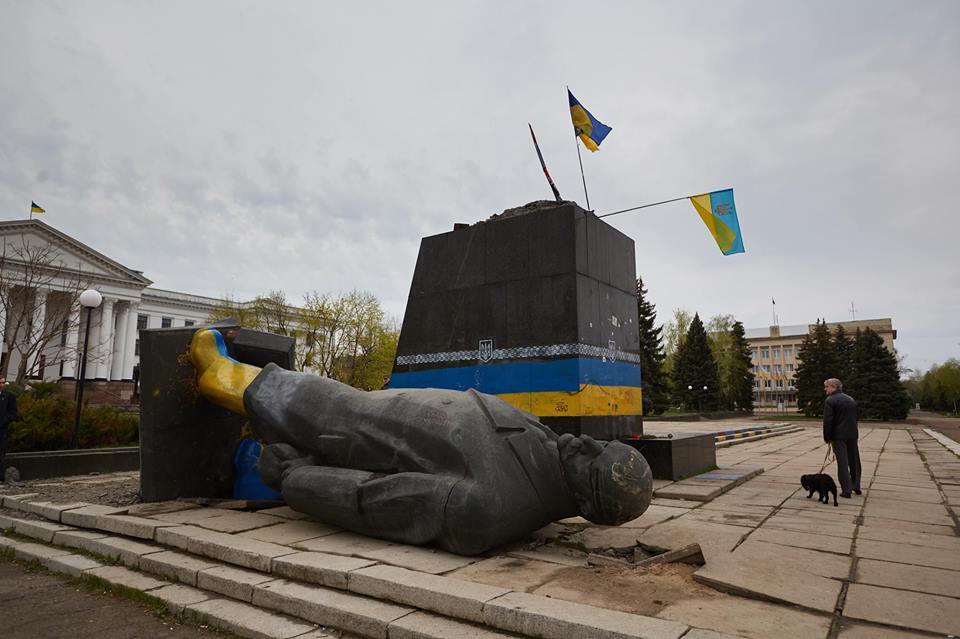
<box><xmin>478</xmin><ymin>339</ymin><xmax>494</xmax><ymax>363</ymax></box>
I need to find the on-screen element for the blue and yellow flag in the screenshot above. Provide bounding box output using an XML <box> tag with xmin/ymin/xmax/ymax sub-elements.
<box><xmin>689</xmin><ymin>189</ymin><xmax>745</xmax><ymax>255</ymax></box>
<box><xmin>30</xmin><ymin>201</ymin><xmax>45</xmax><ymax>214</ymax></box>
<box><xmin>568</xmin><ymin>90</ymin><xmax>611</xmax><ymax>152</ymax></box>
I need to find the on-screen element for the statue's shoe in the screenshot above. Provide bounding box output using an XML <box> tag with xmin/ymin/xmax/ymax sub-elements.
<box><xmin>189</xmin><ymin>329</ymin><xmax>261</xmax><ymax>415</ymax></box>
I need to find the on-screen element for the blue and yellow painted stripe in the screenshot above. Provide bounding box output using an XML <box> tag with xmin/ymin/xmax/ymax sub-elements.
<box><xmin>389</xmin><ymin>357</ymin><xmax>641</xmax><ymax>417</ymax></box>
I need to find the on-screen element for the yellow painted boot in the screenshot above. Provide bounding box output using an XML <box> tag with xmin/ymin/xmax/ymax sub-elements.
<box><xmin>189</xmin><ymin>329</ymin><xmax>261</xmax><ymax>415</ymax></box>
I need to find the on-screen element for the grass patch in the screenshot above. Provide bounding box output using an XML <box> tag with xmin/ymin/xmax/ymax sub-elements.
<box><xmin>73</xmin><ymin>573</ymin><xmax>168</xmax><ymax>616</ymax></box>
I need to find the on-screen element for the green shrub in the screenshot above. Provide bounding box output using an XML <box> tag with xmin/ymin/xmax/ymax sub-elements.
<box><xmin>8</xmin><ymin>390</ymin><xmax>139</xmax><ymax>453</ymax></box>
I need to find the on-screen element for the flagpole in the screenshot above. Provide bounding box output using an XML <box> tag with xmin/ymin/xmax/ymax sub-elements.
<box><xmin>574</xmin><ymin>137</ymin><xmax>590</xmax><ymax>211</ymax></box>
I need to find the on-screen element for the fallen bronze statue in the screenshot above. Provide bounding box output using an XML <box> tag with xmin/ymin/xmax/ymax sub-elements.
<box><xmin>190</xmin><ymin>328</ymin><xmax>652</xmax><ymax>555</ymax></box>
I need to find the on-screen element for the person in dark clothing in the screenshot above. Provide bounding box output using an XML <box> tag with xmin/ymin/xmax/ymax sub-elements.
<box><xmin>0</xmin><ymin>376</ymin><xmax>20</xmax><ymax>482</ymax></box>
<box><xmin>823</xmin><ymin>377</ymin><xmax>860</xmax><ymax>498</ymax></box>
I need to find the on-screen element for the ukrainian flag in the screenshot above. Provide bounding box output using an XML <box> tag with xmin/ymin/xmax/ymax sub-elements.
<box><xmin>689</xmin><ymin>189</ymin><xmax>745</xmax><ymax>255</ymax></box>
<box><xmin>30</xmin><ymin>201</ymin><xmax>45</xmax><ymax>214</ymax></box>
<box><xmin>568</xmin><ymin>90</ymin><xmax>611</xmax><ymax>152</ymax></box>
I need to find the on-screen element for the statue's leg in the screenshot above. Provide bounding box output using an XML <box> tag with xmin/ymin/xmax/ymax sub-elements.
<box><xmin>259</xmin><ymin>443</ymin><xmax>316</xmax><ymax>490</ymax></box>
<box><xmin>281</xmin><ymin>465</ymin><xmax>457</xmax><ymax>546</ymax></box>
<box><xmin>189</xmin><ymin>329</ymin><xmax>261</xmax><ymax>415</ymax></box>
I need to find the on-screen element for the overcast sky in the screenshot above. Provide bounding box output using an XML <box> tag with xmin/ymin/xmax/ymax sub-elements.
<box><xmin>1</xmin><ymin>1</ymin><xmax>957</xmax><ymax>372</ymax></box>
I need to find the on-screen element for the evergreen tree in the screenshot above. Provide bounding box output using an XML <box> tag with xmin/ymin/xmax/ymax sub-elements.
<box><xmin>833</xmin><ymin>325</ymin><xmax>854</xmax><ymax>383</ymax></box>
<box><xmin>729</xmin><ymin>321</ymin><xmax>755</xmax><ymax>411</ymax></box>
<box><xmin>846</xmin><ymin>328</ymin><xmax>912</xmax><ymax>420</ymax></box>
<box><xmin>672</xmin><ymin>313</ymin><xmax>722</xmax><ymax>412</ymax></box>
<box><xmin>635</xmin><ymin>278</ymin><xmax>669</xmax><ymax>415</ymax></box>
<box><xmin>794</xmin><ymin>320</ymin><xmax>839</xmax><ymax>416</ymax></box>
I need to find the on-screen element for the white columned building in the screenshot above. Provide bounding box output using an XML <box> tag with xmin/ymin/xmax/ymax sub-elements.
<box><xmin>0</xmin><ymin>219</ymin><xmax>225</xmax><ymax>390</ymax></box>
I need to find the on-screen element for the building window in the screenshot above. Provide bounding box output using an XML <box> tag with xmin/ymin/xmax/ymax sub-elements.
<box><xmin>764</xmin><ymin>380</ymin><xmax>772</xmax><ymax>388</ymax></box>
<box><xmin>184</xmin><ymin>320</ymin><xmax>195</xmax><ymax>327</ymax></box>
<box><xmin>137</xmin><ymin>314</ymin><xmax>148</xmax><ymax>330</ymax></box>
<box><xmin>772</xmin><ymin>347</ymin><xmax>781</xmax><ymax>359</ymax></box>
<box><xmin>776</xmin><ymin>379</ymin><xmax>784</xmax><ymax>388</ymax></box>
<box><xmin>760</xmin><ymin>347</ymin><xmax>769</xmax><ymax>359</ymax></box>
<box><xmin>60</xmin><ymin>320</ymin><xmax>68</xmax><ymax>346</ymax></box>
<box><xmin>787</xmin><ymin>363</ymin><xmax>794</xmax><ymax>372</ymax></box>
<box><xmin>784</xmin><ymin>347</ymin><xmax>793</xmax><ymax>358</ymax></box>
<box><xmin>161</xmin><ymin>317</ymin><xmax>172</xmax><ymax>328</ymax></box>
<box><xmin>775</xmin><ymin>365</ymin><xmax>783</xmax><ymax>375</ymax></box>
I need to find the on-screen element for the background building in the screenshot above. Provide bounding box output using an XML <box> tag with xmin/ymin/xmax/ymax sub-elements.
<box><xmin>745</xmin><ymin>318</ymin><xmax>897</xmax><ymax>410</ymax></box>
<box><xmin>0</xmin><ymin>219</ymin><xmax>230</xmax><ymax>400</ymax></box>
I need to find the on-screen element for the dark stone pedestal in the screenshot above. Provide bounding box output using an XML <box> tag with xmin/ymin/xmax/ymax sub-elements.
<box><xmin>139</xmin><ymin>326</ymin><xmax>294</xmax><ymax>502</ymax></box>
<box><xmin>390</xmin><ymin>201</ymin><xmax>643</xmax><ymax>440</ymax></box>
<box><xmin>622</xmin><ymin>432</ymin><xmax>716</xmax><ymax>480</ymax></box>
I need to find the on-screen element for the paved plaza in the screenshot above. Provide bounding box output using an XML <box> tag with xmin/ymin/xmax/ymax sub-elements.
<box><xmin>1</xmin><ymin>421</ymin><xmax>958</xmax><ymax>638</ymax></box>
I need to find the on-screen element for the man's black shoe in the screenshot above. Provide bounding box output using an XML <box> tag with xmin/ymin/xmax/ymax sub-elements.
<box><xmin>854</xmin><ymin>489</ymin><xmax>862</xmax><ymax>495</ymax></box>
<box><xmin>840</xmin><ymin>493</ymin><xmax>852</xmax><ymax>498</ymax></box>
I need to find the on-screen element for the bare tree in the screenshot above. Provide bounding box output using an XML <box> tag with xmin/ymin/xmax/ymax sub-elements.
<box><xmin>0</xmin><ymin>237</ymin><xmax>91</xmax><ymax>382</ymax></box>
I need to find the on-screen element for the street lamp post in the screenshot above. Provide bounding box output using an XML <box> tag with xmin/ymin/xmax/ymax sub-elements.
<box><xmin>73</xmin><ymin>289</ymin><xmax>102</xmax><ymax>448</ymax></box>
<box><xmin>702</xmin><ymin>385</ymin><xmax>708</xmax><ymax>414</ymax></box>
<box><xmin>687</xmin><ymin>384</ymin><xmax>693</xmax><ymax>413</ymax></box>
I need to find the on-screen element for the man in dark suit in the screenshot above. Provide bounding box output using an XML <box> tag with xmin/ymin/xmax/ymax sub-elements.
<box><xmin>823</xmin><ymin>377</ymin><xmax>860</xmax><ymax>498</ymax></box>
<box><xmin>0</xmin><ymin>376</ymin><xmax>19</xmax><ymax>483</ymax></box>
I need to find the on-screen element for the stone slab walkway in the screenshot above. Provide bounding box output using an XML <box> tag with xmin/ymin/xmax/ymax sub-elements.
<box><xmin>2</xmin><ymin>421</ymin><xmax>958</xmax><ymax>638</ymax></box>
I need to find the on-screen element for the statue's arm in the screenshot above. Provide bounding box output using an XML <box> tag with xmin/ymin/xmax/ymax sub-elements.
<box><xmin>280</xmin><ymin>465</ymin><xmax>460</xmax><ymax>545</ymax></box>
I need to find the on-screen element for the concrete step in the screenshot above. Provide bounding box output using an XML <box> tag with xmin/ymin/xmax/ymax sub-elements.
<box><xmin>713</xmin><ymin>423</ymin><xmax>796</xmax><ymax>442</ymax></box>
<box><xmin>0</xmin><ymin>507</ymin><xmax>691</xmax><ymax>639</ymax></box>
<box><xmin>715</xmin><ymin>426</ymin><xmax>805</xmax><ymax>449</ymax></box>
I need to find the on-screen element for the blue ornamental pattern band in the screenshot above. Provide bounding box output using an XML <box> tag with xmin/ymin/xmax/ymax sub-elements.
<box><xmin>395</xmin><ymin>343</ymin><xmax>642</xmax><ymax>366</ymax></box>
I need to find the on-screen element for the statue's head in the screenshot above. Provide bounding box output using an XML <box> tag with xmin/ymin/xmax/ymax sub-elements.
<box><xmin>557</xmin><ymin>433</ymin><xmax>652</xmax><ymax>525</ymax></box>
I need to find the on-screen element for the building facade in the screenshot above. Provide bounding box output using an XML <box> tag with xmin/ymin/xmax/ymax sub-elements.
<box><xmin>744</xmin><ymin>318</ymin><xmax>897</xmax><ymax>410</ymax></box>
<box><xmin>0</xmin><ymin>219</ymin><xmax>224</xmax><ymax>389</ymax></box>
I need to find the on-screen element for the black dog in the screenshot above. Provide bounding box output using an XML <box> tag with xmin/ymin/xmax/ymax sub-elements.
<box><xmin>801</xmin><ymin>474</ymin><xmax>838</xmax><ymax>506</ymax></box>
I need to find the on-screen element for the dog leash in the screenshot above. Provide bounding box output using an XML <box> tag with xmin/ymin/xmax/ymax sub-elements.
<box><xmin>819</xmin><ymin>444</ymin><xmax>835</xmax><ymax>473</ymax></box>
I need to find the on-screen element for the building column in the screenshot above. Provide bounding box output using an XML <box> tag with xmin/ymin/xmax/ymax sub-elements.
<box><xmin>121</xmin><ymin>304</ymin><xmax>139</xmax><ymax>381</ymax></box>
<box><xmin>26</xmin><ymin>288</ymin><xmax>48</xmax><ymax>378</ymax></box>
<box><xmin>61</xmin><ymin>305</ymin><xmax>82</xmax><ymax>378</ymax></box>
<box><xmin>95</xmin><ymin>298</ymin><xmax>115</xmax><ymax>380</ymax></box>
<box><xmin>83</xmin><ymin>304</ymin><xmax>103</xmax><ymax>380</ymax></box>
<box><xmin>110</xmin><ymin>302</ymin><xmax>130</xmax><ymax>381</ymax></box>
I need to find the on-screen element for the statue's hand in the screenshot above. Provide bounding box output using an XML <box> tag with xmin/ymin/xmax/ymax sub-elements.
<box><xmin>259</xmin><ymin>443</ymin><xmax>316</xmax><ymax>489</ymax></box>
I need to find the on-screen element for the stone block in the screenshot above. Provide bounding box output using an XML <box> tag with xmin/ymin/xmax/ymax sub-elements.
<box><xmin>198</xmin><ymin>564</ymin><xmax>278</xmax><ymax>602</ymax></box>
<box><xmin>156</xmin><ymin>524</ymin><xmax>296</xmax><ymax>571</ymax></box>
<box><xmin>844</xmin><ymin>582</ymin><xmax>960</xmax><ymax>635</ymax></box>
<box><xmin>388</xmin><ymin>611</ymin><xmax>516</xmax><ymax>639</ymax></box>
<box><xmin>190</xmin><ymin>510</ymin><xmax>287</xmax><ymax>533</ymax></box>
<box><xmin>294</xmin><ymin>531</ymin><xmax>396</xmax><ymax>556</ymax></box>
<box><xmin>856</xmin><ymin>558</ymin><xmax>960</xmax><ymax>598</ymax></box>
<box><xmin>61</xmin><ymin>504</ymin><xmax>127</xmax><ymax>527</ymax></box>
<box><xmin>482</xmin><ymin>591</ymin><xmax>688</xmax><ymax>639</ymax></box>
<box><xmin>45</xmin><ymin>553</ymin><xmax>104</xmax><ymax>577</ymax></box>
<box><xmin>86</xmin><ymin>565</ymin><xmax>168</xmax><ymax>591</ymax></box>
<box><xmin>750</xmin><ymin>528</ymin><xmax>852</xmax><ymax>555</ymax></box>
<box><xmin>13</xmin><ymin>540</ymin><xmax>73</xmax><ymax>562</ymax></box>
<box><xmin>857</xmin><ymin>538</ymin><xmax>960</xmax><ymax>571</ymax></box>
<box><xmin>51</xmin><ymin>529</ymin><xmax>108</xmax><ymax>548</ymax></box>
<box><xmin>154</xmin><ymin>507</ymin><xmax>227</xmax><ymax>525</ymax></box>
<box><xmin>92</xmin><ymin>513</ymin><xmax>176</xmax><ymax>539</ymax></box>
<box><xmin>272</xmin><ymin>551</ymin><xmax>377</xmax><ymax>589</ymax></box>
<box><xmin>692</xmin><ymin>541</ymin><xmax>848</xmax><ymax>613</ymax></box>
<box><xmin>186</xmin><ymin>597</ymin><xmax>320</xmax><ymax>639</ymax></box>
<box><xmin>447</xmin><ymin>556</ymin><xmax>568</xmax><ymax>593</ymax></box>
<box><xmin>658</xmin><ymin>596</ymin><xmax>831</xmax><ymax>639</ymax></box>
<box><xmin>253</xmin><ymin>578</ymin><xmax>414</xmax><ymax>639</ymax></box>
<box><xmin>9</xmin><ymin>517</ymin><xmax>73</xmax><ymax>543</ymax></box>
<box><xmin>17</xmin><ymin>501</ymin><xmax>91</xmax><ymax>522</ymax></box>
<box><xmin>140</xmin><ymin>550</ymin><xmax>221</xmax><ymax>586</ymax></box>
<box><xmin>77</xmin><ymin>537</ymin><xmax>163</xmax><ymax>568</ymax></box>
<box><xmin>239</xmin><ymin>520</ymin><xmax>342</xmax><ymax>545</ymax></box>
<box><xmin>151</xmin><ymin>584</ymin><xmax>211</xmax><ymax>615</ymax></box>
<box><xmin>362</xmin><ymin>544</ymin><xmax>479</xmax><ymax>575</ymax></box>
<box><xmin>348</xmin><ymin>564</ymin><xmax>510</xmax><ymax>624</ymax></box>
<box><xmin>0</xmin><ymin>492</ymin><xmax>40</xmax><ymax>509</ymax></box>
<box><xmin>259</xmin><ymin>506</ymin><xmax>309</xmax><ymax>520</ymax></box>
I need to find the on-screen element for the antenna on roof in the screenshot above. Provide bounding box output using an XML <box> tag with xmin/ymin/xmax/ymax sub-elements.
<box><xmin>849</xmin><ymin>301</ymin><xmax>858</xmax><ymax>321</ymax></box>
<box><xmin>771</xmin><ymin>298</ymin><xmax>779</xmax><ymax>327</ymax></box>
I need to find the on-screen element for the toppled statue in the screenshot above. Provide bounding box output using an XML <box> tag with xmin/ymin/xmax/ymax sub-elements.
<box><xmin>190</xmin><ymin>328</ymin><xmax>652</xmax><ymax>555</ymax></box>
